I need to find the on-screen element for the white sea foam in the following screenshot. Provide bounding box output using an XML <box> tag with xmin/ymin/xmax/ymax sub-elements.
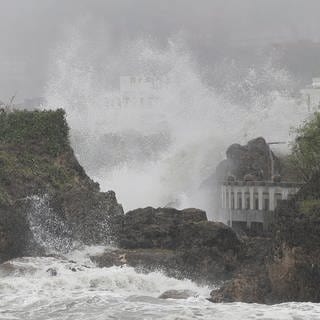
<box><xmin>0</xmin><ymin>248</ymin><xmax>319</xmax><ymax>320</ymax></box>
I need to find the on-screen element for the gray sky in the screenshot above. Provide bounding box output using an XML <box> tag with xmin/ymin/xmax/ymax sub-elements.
<box><xmin>1</xmin><ymin>0</ymin><xmax>320</xmax><ymax>100</ymax></box>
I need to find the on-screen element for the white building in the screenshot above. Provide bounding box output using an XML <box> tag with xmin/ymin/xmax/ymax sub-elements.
<box><xmin>301</xmin><ymin>78</ymin><xmax>320</xmax><ymax>112</ymax></box>
<box><xmin>119</xmin><ymin>76</ymin><xmax>160</xmax><ymax>107</ymax></box>
<box><xmin>104</xmin><ymin>76</ymin><xmax>160</xmax><ymax>109</ymax></box>
<box><xmin>221</xmin><ymin>181</ymin><xmax>300</xmax><ymax>232</ymax></box>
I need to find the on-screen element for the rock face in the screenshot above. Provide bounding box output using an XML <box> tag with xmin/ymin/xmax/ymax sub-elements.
<box><xmin>120</xmin><ymin>207</ymin><xmax>210</xmax><ymax>249</ymax></box>
<box><xmin>267</xmin><ymin>185</ymin><xmax>320</xmax><ymax>303</ymax></box>
<box><xmin>51</xmin><ymin>188</ymin><xmax>123</xmax><ymax>245</ymax></box>
<box><xmin>92</xmin><ymin>207</ymin><xmax>241</xmax><ymax>283</ymax></box>
<box><xmin>216</xmin><ymin>137</ymin><xmax>280</xmax><ymax>182</ymax></box>
<box><xmin>0</xmin><ymin>109</ymin><xmax>123</xmax><ymax>262</ymax></box>
<box><xmin>0</xmin><ymin>204</ymin><xmax>29</xmax><ymax>262</ymax></box>
<box><xmin>210</xmin><ymin>237</ymin><xmax>273</xmax><ymax>303</ymax></box>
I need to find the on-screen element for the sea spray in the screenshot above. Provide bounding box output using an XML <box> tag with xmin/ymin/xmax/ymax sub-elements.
<box><xmin>45</xmin><ymin>26</ymin><xmax>307</xmax><ymax>217</ymax></box>
<box><xmin>26</xmin><ymin>195</ymin><xmax>73</xmax><ymax>254</ymax></box>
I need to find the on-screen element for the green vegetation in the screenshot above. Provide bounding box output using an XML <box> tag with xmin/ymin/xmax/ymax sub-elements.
<box><xmin>0</xmin><ymin>109</ymin><xmax>89</xmax><ymax>205</ymax></box>
<box><xmin>0</xmin><ymin>109</ymin><xmax>69</xmax><ymax>156</ymax></box>
<box><xmin>291</xmin><ymin>112</ymin><xmax>320</xmax><ymax>182</ymax></box>
<box><xmin>300</xmin><ymin>199</ymin><xmax>320</xmax><ymax>216</ymax></box>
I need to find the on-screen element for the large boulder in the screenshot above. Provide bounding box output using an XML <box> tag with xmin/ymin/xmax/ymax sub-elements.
<box><xmin>216</xmin><ymin>137</ymin><xmax>280</xmax><ymax>182</ymax></box>
<box><xmin>118</xmin><ymin>207</ymin><xmax>238</xmax><ymax>250</ymax></box>
<box><xmin>92</xmin><ymin>207</ymin><xmax>241</xmax><ymax>283</ymax></box>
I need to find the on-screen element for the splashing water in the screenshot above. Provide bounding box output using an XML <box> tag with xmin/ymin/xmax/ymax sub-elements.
<box><xmin>27</xmin><ymin>195</ymin><xmax>73</xmax><ymax>254</ymax></box>
<box><xmin>45</xmin><ymin>26</ymin><xmax>308</xmax><ymax>217</ymax></box>
<box><xmin>0</xmin><ymin>247</ymin><xmax>319</xmax><ymax>320</ymax></box>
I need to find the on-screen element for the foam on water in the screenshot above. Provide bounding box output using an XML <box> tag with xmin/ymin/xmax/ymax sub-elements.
<box><xmin>0</xmin><ymin>248</ymin><xmax>319</xmax><ymax>320</ymax></box>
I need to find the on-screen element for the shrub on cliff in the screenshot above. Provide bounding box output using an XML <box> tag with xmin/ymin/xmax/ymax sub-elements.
<box><xmin>291</xmin><ymin>112</ymin><xmax>320</xmax><ymax>181</ymax></box>
<box><xmin>0</xmin><ymin>109</ymin><xmax>69</xmax><ymax>156</ymax></box>
<box><xmin>0</xmin><ymin>109</ymin><xmax>86</xmax><ymax>205</ymax></box>
<box><xmin>0</xmin><ymin>109</ymin><xmax>123</xmax><ymax>257</ymax></box>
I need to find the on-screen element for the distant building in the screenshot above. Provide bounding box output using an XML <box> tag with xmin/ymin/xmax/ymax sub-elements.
<box><xmin>217</xmin><ymin>137</ymin><xmax>301</xmax><ymax>233</ymax></box>
<box><xmin>221</xmin><ymin>180</ymin><xmax>300</xmax><ymax>233</ymax></box>
<box><xmin>301</xmin><ymin>78</ymin><xmax>320</xmax><ymax>112</ymax></box>
<box><xmin>20</xmin><ymin>97</ymin><xmax>47</xmax><ymax>109</ymax></box>
<box><xmin>104</xmin><ymin>76</ymin><xmax>161</xmax><ymax>108</ymax></box>
<box><xmin>105</xmin><ymin>76</ymin><xmax>160</xmax><ymax>109</ymax></box>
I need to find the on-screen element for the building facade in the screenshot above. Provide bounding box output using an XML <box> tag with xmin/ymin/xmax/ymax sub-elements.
<box><xmin>301</xmin><ymin>78</ymin><xmax>320</xmax><ymax>112</ymax></box>
<box><xmin>119</xmin><ymin>76</ymin><xmax>160</xmax><ymax>107</ymax></box>
<box><xmin>221</xmin><ymin>181</ymin><xmax>300</xmax><ymax>232</ymax></box>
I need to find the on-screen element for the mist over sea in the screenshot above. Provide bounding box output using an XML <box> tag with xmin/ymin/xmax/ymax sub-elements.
<box><xmin>45</xmin><ymin>27</ymin><xmax>306</xmax><ymax>218</ymax></box>
<box><xmin>1</xmin><ymin>2</ymin><xmax>320</xmax><ymax>319</ymax></box>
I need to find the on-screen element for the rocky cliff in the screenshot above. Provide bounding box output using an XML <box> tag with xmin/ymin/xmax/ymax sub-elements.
<box><xmin>0</xmin><ymin>109</ymin><xmax>123</xmax><ymax>262</ymax></box>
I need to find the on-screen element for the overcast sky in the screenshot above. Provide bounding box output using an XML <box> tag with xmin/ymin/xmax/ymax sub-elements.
<box><xmin>1</xmin><ymin>0</ymin><xmax>320</xmax><ymax>100</ymax></box>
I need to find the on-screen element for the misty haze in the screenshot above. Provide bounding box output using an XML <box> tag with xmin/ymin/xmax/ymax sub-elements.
<box><xmin>0</xmin><ymin>1</ymin><xmax>320</xmax><ymax>319</ymax></box>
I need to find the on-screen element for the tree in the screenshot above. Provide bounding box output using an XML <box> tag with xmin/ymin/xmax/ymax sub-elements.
<box><xmin>291</xmin><ymin>112</ymin><xmax>320</xmax><ymax>182</ymax></box>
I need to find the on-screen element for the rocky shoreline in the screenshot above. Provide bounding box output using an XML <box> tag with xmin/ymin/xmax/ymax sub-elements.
<box><xmin>91</xmin><ymin>207</ymin><xmax>241</xmax><ymax>284</ymax></box>
<box><xmin>0</xmin><ymin>109</ymin><xmax>319</xmax><ymax>304</ymax></box>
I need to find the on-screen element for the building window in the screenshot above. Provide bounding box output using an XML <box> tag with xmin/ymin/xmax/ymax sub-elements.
<box><xmin>231</xmin><ymin>192</ymin><xmax>235</xmax><ymax>209</ymax></box>
<box><xmin>226</xmin><ymin>192</ymin><xmax>229</xmax><ymax>209</ymax></box>
<box><xmin>275</xmin><ymin>193</ymin><xmax>282</xmax><ymax>208</ymax></box>
<box><xmin>255</xmin><ymin>198</ymin><xmax>259</xmax><ymax>210</ymax></box>
<box><xmin>245</xmin><ymin>193</ymin><xmax>250</xmax><ymax>210</ymax></box>
<box><xmin>238</xmin><ymin>197</ymin><xmax>242</xmax><ymax>209</ymax></box>
<box><xmin>237</xmin><ymin>192</ymin><xmax>242</xmax><ymax>209</ymax></box>
<box><xmin>264</xmin><ymin>198</ymin><xmax>269</xmax><ymax>211</ymax></box>
<box><xmin>288</xmin><ymin>194</ymin><xmax>294</xmax><ymax>200</ymax></box>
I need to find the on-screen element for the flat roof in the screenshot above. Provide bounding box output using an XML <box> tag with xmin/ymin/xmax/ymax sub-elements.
<box><xmin>222</xmin><ymin>181</ymin><xmax>302</xmax><ymax>188</ymax></box>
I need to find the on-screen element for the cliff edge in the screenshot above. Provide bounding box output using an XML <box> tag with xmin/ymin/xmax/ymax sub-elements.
<box><xmin>0</xmin><ymin>109</ymin><xmax>123</xmax><ymax>261</ymax></box>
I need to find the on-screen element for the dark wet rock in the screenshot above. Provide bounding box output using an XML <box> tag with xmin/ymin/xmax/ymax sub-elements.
<box><xmin>46</xmin><ymin>268</ymin><xmax>58</xmax><ymax>276</ymax></box>
<box><xmin>0</xmin><ymin>205</ymin><xmax>30</xmax><ymax>263</ymax></box>
<box><xmin>209</xmin><ymin>236</ymin><xmax>273</xmax><ymax>303</ymax></box>
<box><xmin>118</xmin><ymin>207</ymin><xmax>237</xmax><ymax>251</ymax></box>
<box><xmin>159</xmin><ymin>290</ymin><xmax>198</xmax><ymax>299</ymax></box>
<box><xmin>92</xmin><ymin>208</ymin><xmax>241</xmax><ymax>283</ymax></box>
<box><xmin>265</xmin><ymin>193</ymin><xmax>320</xmax><ymax>303</ymax></box>
<box><xmin>216</xmin><ymin>137</ymin><xmax>280</xmax><ymax>182</ymax></box>
<box><xmin>50</xmin><ymin>189</ymin><xmax>123</xmax><ymax>245</ymax></box>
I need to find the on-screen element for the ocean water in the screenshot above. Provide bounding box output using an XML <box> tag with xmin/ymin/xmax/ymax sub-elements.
<box><xmin>0</xmin><ymin>246</ymin><xmax>319</xmax><ymax>320</ymax></box>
